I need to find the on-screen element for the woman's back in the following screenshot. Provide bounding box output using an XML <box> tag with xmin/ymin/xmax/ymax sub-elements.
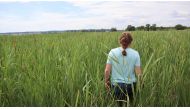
<box><xmin>107</xmin><ymin>47</ymin><xmax>140</xmax><ymax>84</ymax></box>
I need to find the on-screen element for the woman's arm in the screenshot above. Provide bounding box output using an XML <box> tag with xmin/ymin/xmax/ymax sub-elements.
<box><xmin>135</xmin><ymin>66</ymin><xmax>142</xmax><ymax>76</ymax></box>
<box><xmin>135</xmin><ymin>66</ymin><xmax>144</xmax><ymax>88</ymax></box>
<box><xmin>135</xmin><ymin>66</ymin><xmax>142</xmax><ymax>80</ymax></box>
<box><xmin>104</xmin><ymin>64</ymin><xmax>111</xmax><ymax>92</ymax></box>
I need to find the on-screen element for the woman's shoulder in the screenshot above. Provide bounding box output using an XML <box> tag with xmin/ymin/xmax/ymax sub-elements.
<box><xmin>111</xmin><ymin>47</ymin><xmax>121</xmax><ymax>52</ymax></box>
<box><xmin>109</xmin><ymin>47</ymin><xmax>121</xmax><ymax>54</ymax></box>
<box><xmin>128</xmin><ymin>48</ymin><xmax>139</xmax><ymax>54</ymax></box>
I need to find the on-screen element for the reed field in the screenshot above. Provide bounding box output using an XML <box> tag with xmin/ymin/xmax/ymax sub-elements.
<box><xmin>0</xmin><ymin>30</ymin><xmax>190</xmax><ymax>106</ymax></box>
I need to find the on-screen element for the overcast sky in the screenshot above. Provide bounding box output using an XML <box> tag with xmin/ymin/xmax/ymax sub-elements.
<box><xmin>0</xmin><ymin>1</ymin><xmax>190</xmax><ymax>33</ymax></box>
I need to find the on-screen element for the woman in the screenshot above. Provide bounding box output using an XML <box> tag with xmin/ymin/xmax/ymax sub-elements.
<box><xmin>104</xmin><ymin>32</ymin><xmax>142</xmax><ymax>106</ymax></box>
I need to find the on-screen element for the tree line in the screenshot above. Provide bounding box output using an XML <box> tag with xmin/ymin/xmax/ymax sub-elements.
<box><xmin>110</xmin><ymin>24</ymin><xmax>189</xmax><ymax>32</ymax></box>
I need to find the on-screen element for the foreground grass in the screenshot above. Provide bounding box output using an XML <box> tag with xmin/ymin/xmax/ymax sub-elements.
<box><xmin>0</xmin><ymin>31</ymin><xmax>190</xmax><ymax>106</ymax></box>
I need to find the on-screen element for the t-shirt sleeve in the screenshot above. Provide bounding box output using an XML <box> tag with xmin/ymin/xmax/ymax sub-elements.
<box><xmin>106</xmin><ymin>50</ymin><xmax>113</xmax><ymax>64</ymax></box>
<box><xmin>135</xmin><ymin>52</ymin><xmax>141</xmax><ymax>66</ymax></box>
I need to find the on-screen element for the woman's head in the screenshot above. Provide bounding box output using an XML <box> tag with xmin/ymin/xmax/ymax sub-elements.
<box><xmin>119</xmin><ymin>32</ymin><xmax>133</xmax><ymax>56</ymax></box>
<box><xmin>119</xmin><ymin>32</ymin><xmax>133</xmax><ymax>49</ymax></box>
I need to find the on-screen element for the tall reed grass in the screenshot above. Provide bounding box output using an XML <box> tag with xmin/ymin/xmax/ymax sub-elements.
<box><xmin>0</xmin><ymin>30</ymin><xmax>189</xmax><ymax>106</ymax></box>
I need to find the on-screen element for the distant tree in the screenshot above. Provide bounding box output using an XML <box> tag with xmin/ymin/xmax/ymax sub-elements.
<box><xmin>81</xmin><ymin>29</ymin><xmax>88</xmax><ymax>32</ymax></box>
<box><xmin>80</xmin><ymin>29</ymin><xmax>90</xmax><ymax>32</ymax></box>
<box><xmin>175</xmin><ymin>24</ymin><xmax>186</xmax><ymax>30</ymax></box>
<box><xmin>146</xmin><ymin>24</ymin><xmax>150</xmax><ymax>31</ymax></box>
<box><xmin>125</xmin><ymin>25</ymin><xmax>136</xmax><ymax>31</ymax></box>
<box><xmin>150</xmin><ymin>24</ymin><xmax>157</xmax><ymax>31</ymax></box>
<box><xmin>100</xmin><ymin>29</ymin><xmax>106</xmax><ymax>32</ymax></box>
<box><xmin>159</xmin><ymin>26</ymin><xmax>165</xmax><ymax>30</ymax></box>
<box><xmin>110</xmin><ymin>27</ymin><xmax>117</xmax><ymax>32</ymax></box>
<box><xmin>137</xmin><ymin>26</ymin><xmax>145</xmax><ymax>31</ymax></box>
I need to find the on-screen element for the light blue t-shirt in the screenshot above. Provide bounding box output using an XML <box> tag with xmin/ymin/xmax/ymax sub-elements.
<box><xmin>106</xmin><ymin>47</ymin><xmax>141</xmax><ymax>84</ymax></box>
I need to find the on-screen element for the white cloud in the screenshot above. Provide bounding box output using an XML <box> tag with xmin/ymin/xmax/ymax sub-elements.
<box><xmin>65</xmin><ymin>1</ymin><xmax>190</xmax><ymax>27</ymax></box>
<box><xmin>0</xmin><ymin>1</ymin><xmax>190</xmax><ymax>33</ymax></box>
